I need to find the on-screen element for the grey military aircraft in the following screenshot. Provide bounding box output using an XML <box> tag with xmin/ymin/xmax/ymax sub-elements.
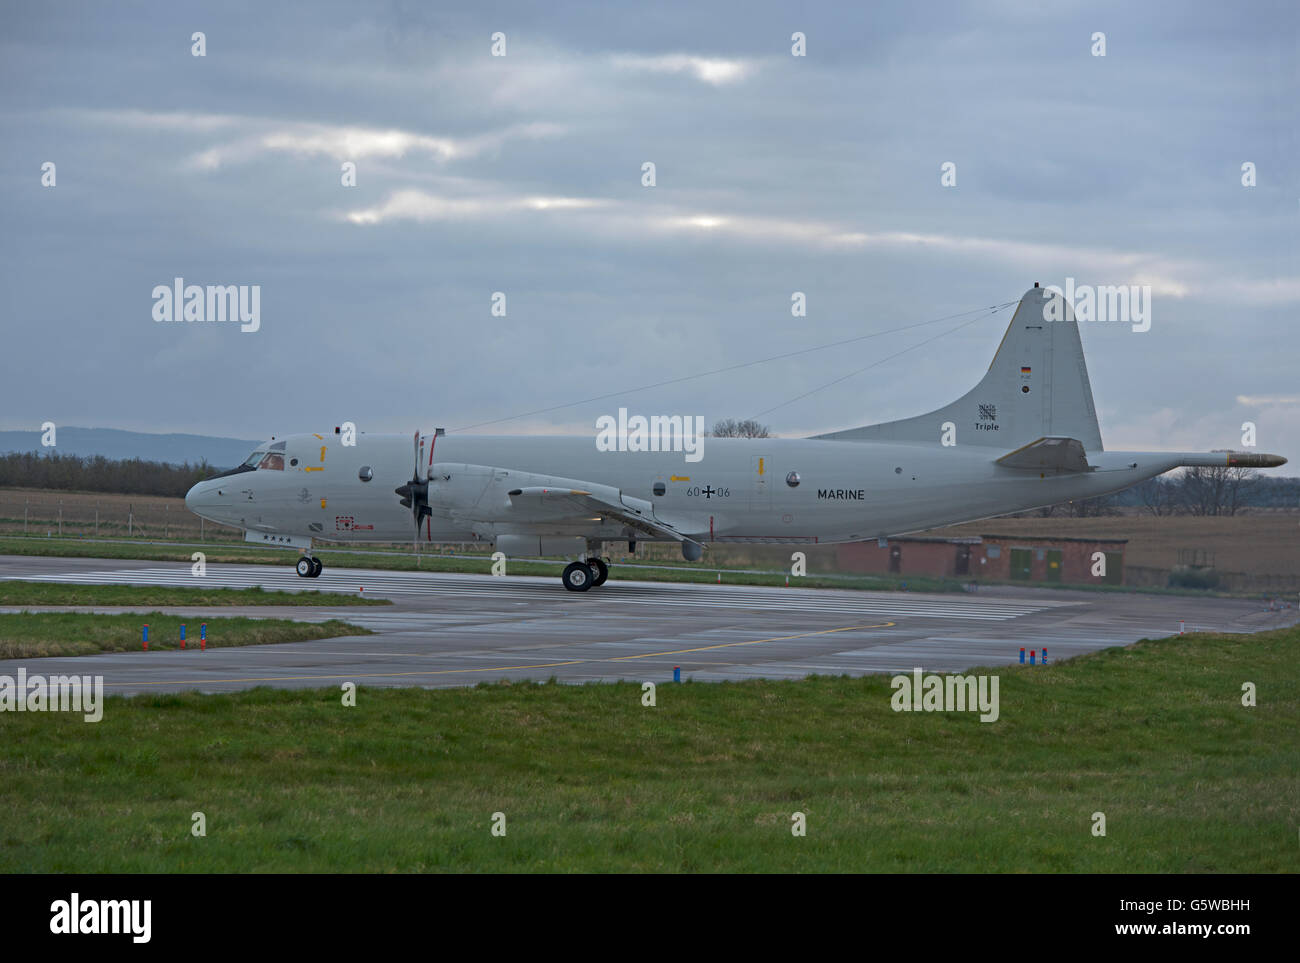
<box><xmin>185</xmin><ymin>284</ymin><xmax>1285</xmax><ymax>591</ymax></box>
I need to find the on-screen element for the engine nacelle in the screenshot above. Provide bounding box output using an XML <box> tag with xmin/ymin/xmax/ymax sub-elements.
<box><xmin>496</xmin><ymin>534</ymin><xmax>587</xmax><ymax>558</ymax></box>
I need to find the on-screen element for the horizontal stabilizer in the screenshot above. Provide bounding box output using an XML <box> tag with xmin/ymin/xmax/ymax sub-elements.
<box><xmin>996</xmin><ymin>436</ymin><xmax>1092</xmax><ymax>472</ymax></box>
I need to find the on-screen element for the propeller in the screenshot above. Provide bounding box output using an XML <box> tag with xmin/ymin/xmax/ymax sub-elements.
<box><xmin>395</xmin><ymin>431</ymin><xmax>432</xmax><ymax>536</ymax></box>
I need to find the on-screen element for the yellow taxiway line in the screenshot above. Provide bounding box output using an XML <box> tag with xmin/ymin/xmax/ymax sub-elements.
<box><xmin>100</xmin><ymin>622</ymin><xmax>895</xmax><ymax>688</ymax></box>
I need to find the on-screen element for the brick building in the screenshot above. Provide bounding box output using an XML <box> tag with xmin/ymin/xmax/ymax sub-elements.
<box><xmin>837</xmin><ymin>533</ymin><xmax>1127</xmax><ymax>585</ymax></box>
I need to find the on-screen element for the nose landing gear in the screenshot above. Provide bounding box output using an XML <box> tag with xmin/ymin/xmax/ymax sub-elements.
<box><xmin>296</xmin><ymin>556</ymin><xmax>323</xmax><ymax>578</ymax></box>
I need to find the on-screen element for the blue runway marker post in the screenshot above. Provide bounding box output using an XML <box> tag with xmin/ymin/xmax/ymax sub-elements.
<box><xmin>142</xmin><ymin>624</ymin><xmax>149</xmax><ymax>650</ymax></box>
<box><xmin>200</xmin><ymin>623</ymin><xmax>207</xmax><ymax>651</ymax></box>
<box><xmin>1029</xmin><ymin>649</ymin><xmax>1036</xmax><ymax>665</ymax></box>
<box><xmin>1042</xmin><ymin>647</ymin><xmax>1048</xmax><ymax>664</ymax></box>
<box><xmin>673</xmin><ymin>666</ymin><xmax>681</xmax><ymax>683</ymax></box>
<box><xmin>1019</xmin><ymin>647</ymin><xmax>1025</xmax><ymax>664</ymax></box>
<box><xmin>180</xmin><ymin>624</ymin><xmax>186</xmax><ymax>649</ymax></box>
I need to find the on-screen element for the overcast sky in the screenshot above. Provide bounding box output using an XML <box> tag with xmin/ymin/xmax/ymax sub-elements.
<box><xmin>2</xmin><ymin>0</ymin><xmax>1297</xmax><ymax>464</ymax></box>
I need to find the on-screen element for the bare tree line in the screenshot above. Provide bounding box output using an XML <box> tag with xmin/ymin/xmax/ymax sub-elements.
<box><xmin>1035</xmin><ymin>467</ymin><xmax>1268</xmax><ymax>518</ymax></box>
<box><xmin>0</xmin><ymin>451</ymin><xmax>218</xmax><ymax>498</ymax></box>
<box><xmin>709</xmin><ymin>419</ymin><xmax>772</xmax><ymax>438</ymax></box>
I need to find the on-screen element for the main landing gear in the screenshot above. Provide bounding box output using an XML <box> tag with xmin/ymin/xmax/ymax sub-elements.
<box><xmin>561</xmin><ymin>556</ymin><xmax>609</xmax><ymax>592</ymax></box>
<box><xmin>296</xmin><ymin>555</ymin><xmax>323</xmax><ymax>578</ymax></box>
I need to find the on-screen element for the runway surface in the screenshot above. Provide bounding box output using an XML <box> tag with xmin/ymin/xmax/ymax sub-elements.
<box><xmin>0</xmin><ymin>554</ymin><xmax>1294</xmax><ymax>694</ymax></box>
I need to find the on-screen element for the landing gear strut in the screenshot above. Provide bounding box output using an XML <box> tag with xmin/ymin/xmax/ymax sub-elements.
<box><xmin>296</xmin><ymin>556</ymin><xmax>323</xmax><ymax>578</ymax></box>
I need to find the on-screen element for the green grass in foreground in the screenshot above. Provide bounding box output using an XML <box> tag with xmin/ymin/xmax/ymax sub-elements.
<box><xmin>0</xmin><ymin>581</ymin><xmax>390</xmax><ymax>608</ymax></box>
<box><xmin>0</xmin><ymin>535</ymin><xmax>965</xmax><ymax>593</ymax></box>
<box><xmin>0</xmin><ymin>612</ymin><xmax>370</xmax><ymax>659</ymax></box>
<box><xmin>1</xmin><ymin>536</ymin><xmax>1275</xmax><ymax>599</ymax></box>
<box><xmin>0</xmin><ymin>625</ymin><xmax>1296</xmax><ymax>872</ymax></box>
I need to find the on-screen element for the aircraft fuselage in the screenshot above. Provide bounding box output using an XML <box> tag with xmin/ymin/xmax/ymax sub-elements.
<box><xmin>186</xmin><ymin>431</ymin><xmax>1179</xmax><ymax>547</ymax></box>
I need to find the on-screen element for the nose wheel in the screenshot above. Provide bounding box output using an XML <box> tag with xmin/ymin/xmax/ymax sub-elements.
<box><xmin>296</xmin><ymin>556</ymin><xmax>323</xmax><ymax>578</ymax></box>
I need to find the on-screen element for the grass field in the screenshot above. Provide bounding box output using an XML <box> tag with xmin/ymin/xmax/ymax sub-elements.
<box><xmin>0</xmin><ymin>612</ymin><xmax>370</xmax><ymax>659</ymax></box>
<box><xmin>0</xmin><ymin>536</ymin><xmax>966</xmax><ymax>594</ymax></box>
<box><xmin>1</xmin><ymin>625</ymin><xmax>1295</xmax><ymax>872</ymax></box>
<box><xmin>0</xmin><ymin>582</ymin><xmax>390</xmax><ymax>608</ymax></box>
<box><xmin>0</xmin><ymin>535</ymin><xmax>1270</xmax><ymax>599</ymax></box>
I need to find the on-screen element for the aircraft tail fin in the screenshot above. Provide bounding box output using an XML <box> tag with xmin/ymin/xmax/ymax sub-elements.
<box><xmin>811</xmin><ymin>285</ymin><xmax>1104</xmax><ymax>451</ymax></box>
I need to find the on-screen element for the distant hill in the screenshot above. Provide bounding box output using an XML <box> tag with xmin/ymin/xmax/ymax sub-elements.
<box><xmin>0</xmin><ymin>427</ymin><xmax>262</xmax><ymax>470</ymax></box>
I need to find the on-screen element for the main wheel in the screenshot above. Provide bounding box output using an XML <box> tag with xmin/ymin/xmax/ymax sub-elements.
<box><xmin>296</xmin><ymin>556</ymin><xmax>314</xmax><ymax>578</ymax></box>
<box><xmin>310</xmin><ymin>558</ymin><xmax>323</xmax><ymax>578</ymax></box>
<box><xmin>589</xmin><ymin>557</ymin><xmax>609</xmax><ymax>586</ymax></box>
<box><xmin>562</xmin><ymin>561</ymin><xmax>594</xmax><ymax>592</ymax></box>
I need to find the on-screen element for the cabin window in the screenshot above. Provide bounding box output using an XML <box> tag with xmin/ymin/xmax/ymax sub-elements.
<box><xmin>785</xmin><ymin>471</ymin><xmax>800</xmax><ymax>487</ymax></box>
<box><xmin>359</xmin><ymin>466</ymin><xmax>374</xmax><ymax>482</ymax></box>
<box><xmin>652</xmin><ymin>481</ymin><xmax>666</xmax><ymax>496</ymax></box>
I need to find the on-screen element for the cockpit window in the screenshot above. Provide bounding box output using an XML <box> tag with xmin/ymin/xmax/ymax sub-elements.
<box><xmin>239</xmin><ymin>449</ymin><xmax>283</xmax><ymax>471</ymax></box>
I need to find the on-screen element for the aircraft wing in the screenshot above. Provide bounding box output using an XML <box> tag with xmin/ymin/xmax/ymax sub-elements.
<box><xmin>425</xmin><ymin>462</ymin><xmax>703</xmax><ymax>547</ymax></box>
<box><xmin>506</xmin><ymin>485</ymin><xmax>702</xmax><ymax>547</ymax></box>
<box><xmin>996</xmin><ymin>436</ymin><xmax>1093</xmax><ymax>472</ymax></box>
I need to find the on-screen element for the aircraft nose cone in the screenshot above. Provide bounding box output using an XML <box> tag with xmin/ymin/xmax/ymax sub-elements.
<box><xmin>185</xmin><ymin>479</ymin><xmax>227</xmax><ymax>518</ymax></box>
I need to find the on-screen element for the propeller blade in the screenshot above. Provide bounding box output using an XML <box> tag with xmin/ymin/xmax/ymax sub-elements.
<box><xmin>398</xmin><ymin>430</ymin><xmax>436</xmax><ymax>536</ymax></box>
